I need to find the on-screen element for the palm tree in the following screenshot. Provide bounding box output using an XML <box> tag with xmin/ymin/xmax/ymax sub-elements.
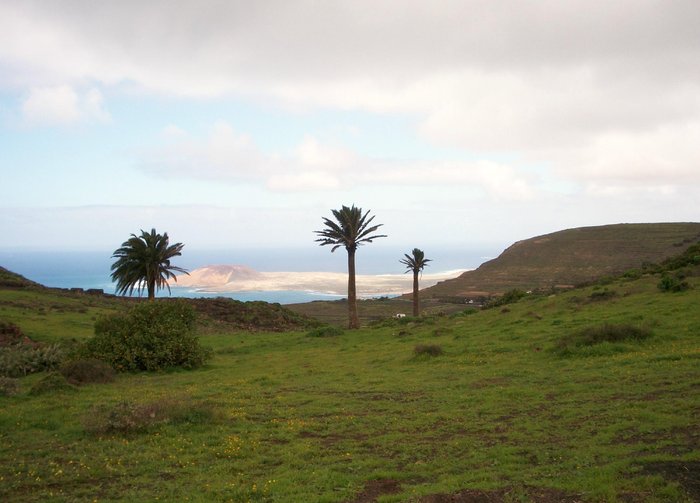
<box><xmin>400</xmin><ymin>248</ymin><xmax>431</xmax><ymax>317</ymax></box>
<box><xmin>110</xmin><ymin>228</ymin><xmax>188</xmax><ymax>301</ymax></box>
<box><xmin>315</xmin><ymin>205</ymin><xmax>387</xmax><ymax>329</ymax></box>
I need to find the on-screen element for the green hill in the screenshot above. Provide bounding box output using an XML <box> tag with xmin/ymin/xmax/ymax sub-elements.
<box><xmin>422</xmin><ymin>222</ymin><xmax>700</xmax><ymax>300</ymax></box>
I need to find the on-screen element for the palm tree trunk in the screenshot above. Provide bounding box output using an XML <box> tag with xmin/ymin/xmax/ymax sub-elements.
<box><xmin>347</xmin><ymin>249</ymin><xmax>360</xmax><ymax>329</ymax></box>
<box><xmin>412</xmin><ymin>270</ymin><xmax>420</xmax><ymax>316</ymax></box>
<box><xmin>147</xmin><ymin>276</ymin><xmax>156</xmax><ymax>301</ymax></box>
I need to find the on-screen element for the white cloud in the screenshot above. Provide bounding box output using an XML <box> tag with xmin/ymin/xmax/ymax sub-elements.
<box><xmin>140</xmin><ymin>121</ymin><xmax>539</xmax><ymax>199</ymax></box>
<box><xmin>2</xmin><ymin>1</ymin><xmax>699</xmax><ymax>204</ymax></box>
<box><xmin>21</xmin><ymin>85</ymin><xmax>109</xmax><ymax>126</ymax></box>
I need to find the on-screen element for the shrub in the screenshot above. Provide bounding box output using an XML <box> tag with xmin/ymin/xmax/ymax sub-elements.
<box><xmin>589</xmin><ymin>289</ymin><xmax>616</xmax><ymax>301</ymax></box>
<box><xmin>414</xmin><ymin>344</ymin><xmax>444</xmax><ymax>357</ymax></box>
<box><xmin>82</xmin><ymin>397</ymin><xmax>218</xmax><ymax>435</ymax></box>
<box><xmin>82</xmin><ymin>300</ymin><xmax>210</xmax><ymax>372</ymax></box>
<box><xmin>657</xmin><ymin>273</ymin><xmax>690</xmax><ymax>293</ymax></box>
<box><xmin>0</xmin><ymin>343</ymin><xmax>66</xmax><ymax>377</ymax></box>
<box><xmin>0</xmin><ymin>321</ymin><xmax>23</xmax><ymax>347</ymax></box>
<box><xmin>29</xmin><ymin>372</ymin><xmax>76</xmax><ymax>395</ymax></box>
<box><xmin>485</xmin><ymin>289</ymin><xmax>527</xmax><ymax>309</ymax></box>
<box><xmin>554</xmin><ymin>323</ymin><xmax>652</xmax><ymax>356</ymax></box>
<box><xmin>60</xmin><ymin>358</ymin><xmax>115</xmax><ymax>385</ymax></box>
<box><xmin>306</xmin><ymin>325</ymin><xmax>344</xmax><ymax>337</ymax></box>
<box><xmin>0</xmin><ymin>376</ymin><xmax>20</xmax><ymax>396</ymax></box>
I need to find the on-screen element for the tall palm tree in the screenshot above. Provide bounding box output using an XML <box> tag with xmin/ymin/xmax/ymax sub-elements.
<box><xmin>110</xmin><ymin>228</ymin><xmax>188</xmax><ymax>301</ymax></box>
<box><xmin>315</xmin><ymin>205</ymin><xmax>387</xmax><ymax>329</ymax></box>
<box><xmin>400</xmin><ymin>248</ymin><xmax>431</xmax><ymax>317</ymax></box>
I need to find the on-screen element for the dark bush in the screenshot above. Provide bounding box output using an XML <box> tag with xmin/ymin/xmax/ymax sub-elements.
<box><xmin>589</xmin><ymin>289</ymin><xmax>617</xmax><ymax>301</ymax></box>
<box><xmin>554</xmin><ymin>323</ymin><xmax>652</xmax><ymax>355</ymax></box>
<box><xmin>414</xmin><ymin>344</ymin><xmax>444</xmax><ymax>357</ymax></box>
<box><xmin>83</xmin><ymin>300</ymin><xmax>210</xmax><ymax>372</ymax></box>
<box><xmin>306</xmin><ymin>325</ymin><xmax>344</xmax><ymax>337</ymax></box>
<box><xmin>0</xmin><ymin>321</ymin><xmax>23</xmax><ymax>347</ymax></box>
<box><xmin>657</xmin><ymin>273</ymin><xmax>691</xmax><ymax>293</ymax></box>
<box><xmin>29</xmin><ymin>372</ymin><xmax>76</xmax><ymax>395</ymax></box>
<box><xmin>60</xmin><ymin>358</ymin><xmax>115</xmax><ymax>385</ymax></box>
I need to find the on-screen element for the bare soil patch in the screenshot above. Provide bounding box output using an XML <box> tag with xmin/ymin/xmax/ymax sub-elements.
<box><xmin>640</xmin><ymin>460</ymin><xmax>700</xmax><ymax>501</ymax></box>
<box><xmin>347</xmin><ymin>478</ymin><xmax>401</xmax><ymax>503</ymax></box>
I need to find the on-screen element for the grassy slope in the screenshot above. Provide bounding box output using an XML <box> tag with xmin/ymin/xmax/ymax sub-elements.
<box><xmin>422</xmin><ymin>222</ymin><xmax>700</xmax><ymax>299</ymax></box>
<box><xmin>1</xmin><ymin>274</ymin><xmax>699</xmax><ymax>501</ymax></box>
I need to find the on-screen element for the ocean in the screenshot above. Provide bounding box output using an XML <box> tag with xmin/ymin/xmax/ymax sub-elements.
<box><xmin>0</xmin><ymin>246</ymin><xmax>498</xmax><ymax>304</ymax></box>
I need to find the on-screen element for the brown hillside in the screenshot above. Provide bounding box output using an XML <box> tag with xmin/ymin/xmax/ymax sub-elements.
<box><xmin>422</xmin><ymin>222</ymin><xmax>700</xmax><ymax>300</ymax></box>
<box><xmin>0</xmin><ymin>266</ymin><xmax>42</xmax><ymax>289</ymax></box>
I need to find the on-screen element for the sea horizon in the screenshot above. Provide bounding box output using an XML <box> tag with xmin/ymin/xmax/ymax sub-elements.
<box><xmin>0</xmin><ymin>246</ymin><xmax>497</xmax><ymax>304</ymax></box>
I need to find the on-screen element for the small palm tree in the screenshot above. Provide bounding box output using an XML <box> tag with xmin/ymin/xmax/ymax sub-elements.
<box><xmin>315</xmin><ymin>205</ymin><xmax>387</xmax><ymax>329</ymax></box>
<box><xmin>110</xmin><ymin>228</ymin><xmax>188</xmax><ymax>301</ymax></box>
<box><xmin>400</xmin><ymin>248</ymin><xmax>431</xmax><ymax>317</ymax></box>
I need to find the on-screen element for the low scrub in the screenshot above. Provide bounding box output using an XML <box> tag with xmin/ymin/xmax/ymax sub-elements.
<box><xmin>0</xmin><ymin>320</ymin><xmax>24</xmax><ymax>347</ymax></box>
<box><xmin>60</xmin><ymin>358</ymin><xmax>115</xmax><ymax>385</ymax></box>
<box><xmin>554</xmin><ymin>323</ymin><xmax>652</xmax><ymax>356</ymax></box>
<box><xmin>414</xmin><ymin>344</ymin><xmax>444</xmax><ymax>357</ymax></box>
<box><xmin>0</xmin><ymin>343</ymin><xmax>65</xmax><ymax>377</ymax></box>
<box><xmin>29</xmin><ymin>372</ymin><xmax>77</xmax><ymax>395</ymax></box>
<box><xmin>484</xmin><ymin>289</ymin><xmax>527</xmax><ymax>309</ymax></box>
<box><xmin>307</xmin><ymin>325</ymin><xmax>344</xmax><ymax>337</ymax></box>
<box><xmin>0</xmin><ymin>376</ymin><xmax>20</xmax><ymax>396</ymax></box>
<box><xmin>82</xmin><ymin>397</ymin><xmax>218</xmax><ymax>435</ymax></box>
<box><xmin>82</xmin><ymin>300</ymin><xmax>211</xmax><ymax>372</ymax></box>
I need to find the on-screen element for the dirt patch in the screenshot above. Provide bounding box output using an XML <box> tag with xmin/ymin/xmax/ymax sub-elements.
<box><xmin>347</xmin><ymin>478</ymin><xmax>401</xmax><ymax>503</ymax></box>
<box><xmin>418</xmin><ymin>487</ymin><xmax>581</xmax><ymax>502</ymax></box>
<box><xmin>640</xmin><ymin>460</ymin><xmax>700</xmax><ymax>501</ymax></box>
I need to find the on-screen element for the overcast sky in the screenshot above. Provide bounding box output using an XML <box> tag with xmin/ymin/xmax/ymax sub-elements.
<box><xmin>1</xmin><ymin>0</ymin><xmax>699</xmax><ymax>263</ymax></box>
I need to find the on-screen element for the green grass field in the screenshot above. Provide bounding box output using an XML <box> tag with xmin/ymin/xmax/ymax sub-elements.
<box><xmin>1</xmin><ymin>272</ymin><xmax>699</xmax><ymax>502</ymax></box>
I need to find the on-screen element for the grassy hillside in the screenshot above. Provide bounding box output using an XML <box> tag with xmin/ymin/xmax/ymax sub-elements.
<box><xmin>422</xmin><ymin>222</ymin><xmax>700</xmax><ymax>300</ymax></box>
<box><xmin>1</xmin><ymin>261</ymin><xmax>698</xmax><ymax>501</ymax></box>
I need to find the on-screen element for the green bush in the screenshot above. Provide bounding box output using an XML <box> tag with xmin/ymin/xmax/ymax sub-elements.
<box><xmin>657</xmin><ymin>273</ymin><xmax>691</xmax><ymax>293</ymax></box>
<box><xmin>60</xmin><ymin>358</ymin><xmax>115</xmax><ymax>385</ymax></box>
<box><xmin>554</xmin><ymin>323</ymin><xmax>652</xmax><ymax>356</ymax></box>
<box><xmin>306</xmin><ymin>325</ymin><xmax>344</xmax><ymax>337</ymax></box>
<box><xmin>82</xmin><ymin>300</ymin><xmax>210</xmax><ymax>372</ymax></box>
<box><xmin>0</xmin><ymin>343</ymin><xmax>66</xmax><ymax>377</ymax></box>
